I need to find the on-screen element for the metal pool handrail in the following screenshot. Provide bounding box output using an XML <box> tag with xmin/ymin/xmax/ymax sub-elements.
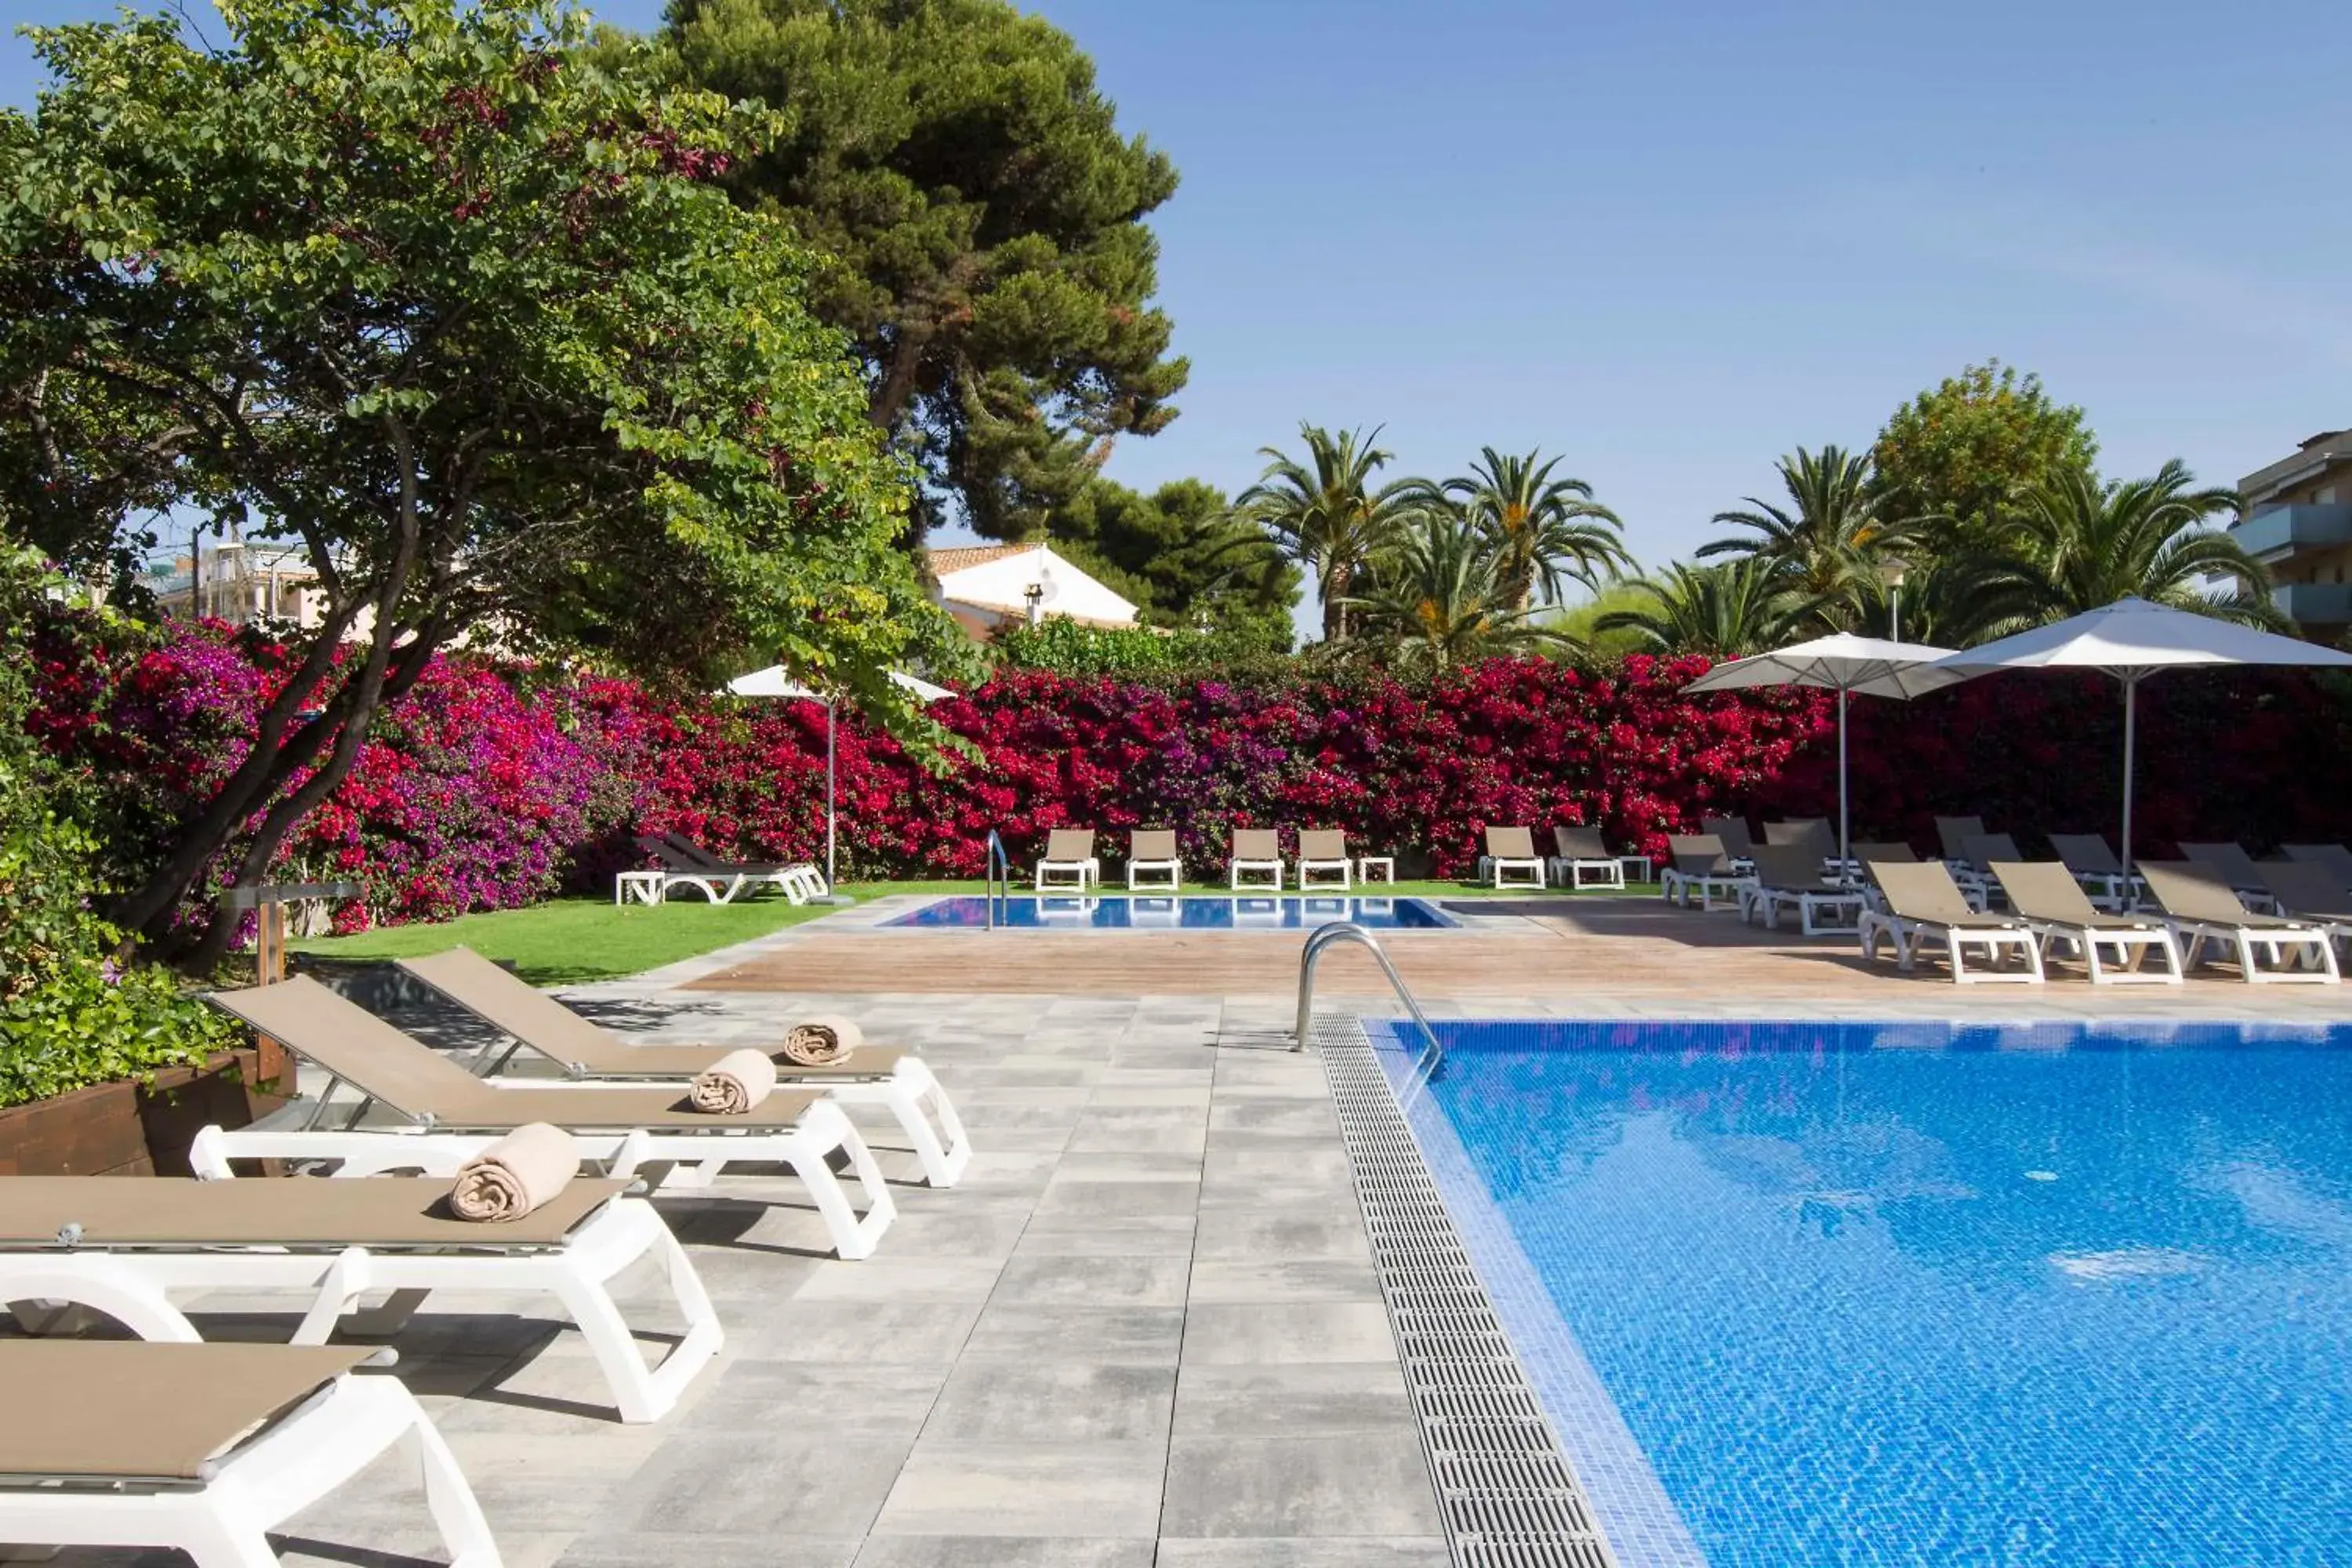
<box><xmin>983</xmin><ymin>830</ymin><xmax>1011</xmax><ymax>929</ymax></box>
<box><xmin>1294</xmin><ymin>920</ymin><xmax>1444</xmax><ymax>1076</ymax></box>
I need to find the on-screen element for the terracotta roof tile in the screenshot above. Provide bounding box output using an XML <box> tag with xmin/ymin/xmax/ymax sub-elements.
<box><xmin>923</xmin><ymin>543</ymin><xmax>1035</xmax><ymax>577</ymax></box>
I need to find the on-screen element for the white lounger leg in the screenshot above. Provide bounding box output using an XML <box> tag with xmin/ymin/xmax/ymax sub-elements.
<box><xmin>829</xmin><ymin>1058</ymin><xmax>972</xmax><ymax>1188</ymax></box>
<box><xmin>2</xmin><ymin>1258</ymin><xmax>204</xmax><ymax>1343</ymax></box>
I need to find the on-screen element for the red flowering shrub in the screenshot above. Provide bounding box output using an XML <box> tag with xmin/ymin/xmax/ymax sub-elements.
<box><xmin>28</xmin><ymin>612</ymin><xmax>2350</xmax><ymax>934</ymax></box>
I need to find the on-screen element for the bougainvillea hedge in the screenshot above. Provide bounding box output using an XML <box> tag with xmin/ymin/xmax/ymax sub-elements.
<box><xmin>27</xmin><ymin>613</ymin><xmax>2352</xmax><ymax>935</ymax></box>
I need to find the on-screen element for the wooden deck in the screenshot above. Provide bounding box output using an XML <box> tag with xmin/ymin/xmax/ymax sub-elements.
<box><xmin>688</xmin><ymin>897</ymin><xmax>2352</xmax><ymax>1013</ymax></box>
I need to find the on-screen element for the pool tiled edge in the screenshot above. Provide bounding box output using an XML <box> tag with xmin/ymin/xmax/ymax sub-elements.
<box><xmin>1359</xmin><ymin>1017</ymin><xmax>1709</xmax><ymax>1568</ymax></box>
<box><xmin>1317</xmin><ymin>1014</ymin><xmax>1625</xmax><ymax>1567</ymax></box>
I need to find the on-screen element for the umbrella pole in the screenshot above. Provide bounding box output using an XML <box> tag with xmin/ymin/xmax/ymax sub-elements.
<box><xmin>826</xmin><ymin>697</ymin><xmax>837</xmax><ymax>890</ymax></box>
<box><xmin>2119</xmin><ymin>675</ymin><xmax>2136</xmax><ymax>878</ymax></box>
<box><xmin>1837</xmin><ymin>685</ymin><xmax>1851</xmax><ymax>881</ymax></box>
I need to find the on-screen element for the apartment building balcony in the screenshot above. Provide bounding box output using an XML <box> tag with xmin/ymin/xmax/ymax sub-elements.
<box><xmin>2233</xmin><ymin>503</ymin><xmax>2352</xmax><ymax>564</ymax></box>
<box><xmin>2277</xmin><ymin>580</ymin><xmax>2352</xmax><ymax>628</ymax></box>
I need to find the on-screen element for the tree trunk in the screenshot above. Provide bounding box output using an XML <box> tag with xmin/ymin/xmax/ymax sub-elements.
<box><xmin>1322</xmin><ymin>559</ymin><xmax>1350</xmax><ymax>642</ymax></box>
<box><xmin>866</xmin><ymin>326</ymin><xmax>931</xmax><ymax>431</ymax></box>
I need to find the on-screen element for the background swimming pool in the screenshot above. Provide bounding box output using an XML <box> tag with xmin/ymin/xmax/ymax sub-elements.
<box><xmin>890</xmin><ymin>895</ymin><xmax>1454</xmax><ymax>929</ymax></box>
<box><xmin>1377</xmin><ymin>1018</ymin><xmax>2352</xmax><ymax>1566</ymax></box>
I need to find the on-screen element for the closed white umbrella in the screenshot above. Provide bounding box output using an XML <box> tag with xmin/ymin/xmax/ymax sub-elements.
<box><xmin>1683</xmin><ymin>633</ymin><xmax>1965</xmax><ymax>873</ymax></box>
<box><xmin>724</xmin><ymin>666</ymin><xmax>957</xmax><ymax>887</ymax></box>
<box><xmin>1930</xmin><ymin>597</ymin><xmax>2352</xmax><ymax>872</ymax></box>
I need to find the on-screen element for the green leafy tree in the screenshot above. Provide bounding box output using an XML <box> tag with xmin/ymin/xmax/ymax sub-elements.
<box><xmin>662</xmin><ymin>0</ymin><xmax>1186</xmax><ymax>539</ymax></box>
<box><xmin>1436</xmin><ymin>447</ymin><xmax>1626</xmax><ymax>611</ymax></box>
<box><xmin>1698</xmin><ymin>446</ymin><xmax>1920</xmax><ymax>630</ymax></box>
<box><xmin>0</xmin><ymin>0</ymin><xmax>959</xmax><ymax>967</ymax></box>
<box><xmin>1239</xmin><ymin>424</ymin><xmax>1427</xmax><ymax>643</ymax></box>
<box><xmin>1343</xmin><ymin>510</ymin><xmax>1565</xmax><ymax>673</ymax></box>
<box><xmin>1870</xmin><ymin>361</ymin><xmax>2099</xmax><ymax>548</ymax></box>
<box><xmin>1943</xmin><ymin>462</ymin><xmax>2279</xmax><ymax>640</ymax></box>
<box><xmin>1595</xmin><ymin>559</ymin><xmax>1818</xmax><ymax>659</ymax></box>
<box><xmin>0</xmin><ymin>549</ymin><xmax>235</xmax><ymax>1106</ymax></box>
<box><xmin>1048</xmin><ymin>477</ymin><xmax>1298</xmax><ymax>650</ymax></box>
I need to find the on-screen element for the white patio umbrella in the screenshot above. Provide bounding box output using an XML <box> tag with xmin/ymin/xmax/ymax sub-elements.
<box><xmin>1929</xmin><ymin>597</ymin><xmax>2352</xmax><ymax>873</ymax></box>
<box><xmin>1682</xmin><ymin>633</ymin><xmax>1965</xmax><ymax>873</ymax></box>
<box><xmin>724</xmin><ymin>666</ymin><xmax>957</xmax><ymax>887</ymax></box>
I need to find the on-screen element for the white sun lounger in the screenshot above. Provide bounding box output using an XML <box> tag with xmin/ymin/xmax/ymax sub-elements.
<box><xmin>1480</xmin><ymin>826</ymin><xmax>1546</xmax><ymax>890</ymax></box>
<box><xmin>1228</xmin><ymin>828</ymin><xmax>1284</xmax><ymax>890</ymax></box>
<box><xmin>1295</xmin><ymin>829</ymin><xmax>1351</xmax><ymax>891</ymax></box>
<box><xmin>1740</xmin><ymin>844</ymin><xmax>1865</xmax><ymax>935</ymax></box>
<box><xmin>0</xmin><ymin>1341</ymin><xmax>499</xmax><ymax>1568</ymax></box>
<box><xmin>1987</xmin><ymin>860</ymin><xmax>2183</xmax><ymax>984</ymax></box>
<box><xmin>1126</xmin><ymin>828</ymin><xmax>1183</xmax><ymax>891</ymax></box>
<box><xmin>204</xmin><ymin>978</ymin><xmax>895</xmax><ymax>1259</ymax></box>
<box><xmin>393</xmin><ymin>947</ymin><xmax>971</xmax><ymax>1188</ymax></box>
<box><xmin>0</xmin><ymin>1172</ymin><xmax>717</xmax><ymax>1425</ymax></box>
<box><xmin>1858</xmin><ymin>859</ymin><xmax>2043</xmax><ymax>982</ymax></box>
<box><xmin>1548</xmin><ymin>826</ymin><xmax>1626</xmax><ymax>891</ymax></box>
<box><xmin>1034</xmin><ymin>827</ymin><xmax>1100</xmax><ymax>891</ymax></box>
<box><xmin>2137</xmin><ymin>862</ymin><xmax>2339</xmax><ymax>984</ymax></box>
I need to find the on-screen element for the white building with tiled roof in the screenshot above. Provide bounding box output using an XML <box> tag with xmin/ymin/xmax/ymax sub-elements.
<box><xmin>923</xmin><ymin>543</ymin><xmax>1139</xmax><ymax>641</ymax></box>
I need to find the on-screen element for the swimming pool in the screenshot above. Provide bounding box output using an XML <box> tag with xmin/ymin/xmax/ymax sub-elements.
<box><xmin>1371</xmin><ymin>1017</ymin><xmax>2352</xmax><ymax>1566</ymax></box>
<box><xmin>888</xmin><ymin>895</ymin><xmax>1455</xmax><ymax>929</ymax></box>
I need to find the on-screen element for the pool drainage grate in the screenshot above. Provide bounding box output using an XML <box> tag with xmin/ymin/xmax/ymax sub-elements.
<box><xmin>1317</xmin><ymin>1014</ymin><xmax>1621</xmax><ymax>1568</ymax></box>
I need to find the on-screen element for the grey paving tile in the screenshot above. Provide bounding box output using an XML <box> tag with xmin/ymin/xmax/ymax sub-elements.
<box><xmin>560</xmin><ymin>1534</ymin><xmax>861</xmax><ymax>1567</ymax></box>
<box><xmin>792</xmin><ymin>1257</ymin><xmax>1007</xmax><ymax>1304</ymax></box>
<box><xmin>1160</xmin><ymin>1432</ymin><xmax>1443</xmax><ymax>1537</ymax></box>
<box><xmin>1153</xmin><ymin>1539</ymin><xmax>1451</xmax><ymax>1566</ymax></box>
<box><xmin>923</xmin><ymin>1360</ymin><xmax>1176</xmax><ymax>1443</ymax></box>
<box><xmin>1030</xmin><ymin>1178</ymin><xmax>1201</xmax><ymax>1219</ymax></box>
<box><xmin>1172</xmin><ymin>1363</ymin><xmax>1414</xmax><ymax>1438</ymax></box>
<box><xmin>963</xmin><ymin>1304</ymin><xmax>1185</xmax><ymax>1365</ymax></box>
<box><xmin>989</xmin><ymin>1252</ymin><xmax>1191</xmax><ymax>1308</ymax></box>
<box><xmin>872</xmin><ymin>1440</ymin><xmax>1166</xmax><ymax>1537</ymax></box>
<box><xmin>853</xmin><ymin>1540</ymin><xmax>1156</xmax><ymax>1568</ymax></box>
<box><xmin>1190</xmin><ymin>1210</ymin><xmax>1371</xmax><ymax>1262</ymax></box>
<box><xmin>1012</xmin><ymin>1218</ymin><xmax>1198</xmax><ymax>1258</ymax></box>
<box><xmin>739</xmin><ymin>1300</ymin><xmax>982</xmax><ymax>1363</ymax></box>
<box><xmin>597</xmin><ymin>1432</ymin><xmax>913</xmax><ymax>1537</ymax></box>
<box><xmin>1181</xmin><ymin>1303</ymin><xmax>1398</xmax><ymax>1365</ymax></box>
<box><xmin>682</xmin><ymin>1359</ymin><xmax>949</xmax><ymax>1437</ymax></box>
<box><xmin>1185</xmin><ymin>1258</ymin><xmax>1382</xmax><ymax>1305</ymax></box>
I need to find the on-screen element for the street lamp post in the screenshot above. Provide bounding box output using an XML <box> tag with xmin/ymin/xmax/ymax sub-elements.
<box><xmin>1878</xmin><ymin>556</ymin><xmax>1911</xmax><ymax>644</ymax></box>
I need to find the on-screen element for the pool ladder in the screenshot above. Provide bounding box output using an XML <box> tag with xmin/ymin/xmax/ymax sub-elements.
<box><xmin>1294</xmin><ymin>921</ymin><xmax>1445</xmax><ymax>1077</ymax></box>
<box><xmin>982</xmin><ymin>829</ymin><xmax>1011</xmax><ymax>930</ymax></box>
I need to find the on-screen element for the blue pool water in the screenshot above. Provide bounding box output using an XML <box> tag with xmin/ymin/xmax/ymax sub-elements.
<box><xmin>1377</xmin><ymin>1018</ymin><xmax>2352</xmax><ymax>1566</ymax></box>
<box><xmin>889</xmin><ymin>895</ymin><xmax>1454</xmax><ymax>929</ymax></box>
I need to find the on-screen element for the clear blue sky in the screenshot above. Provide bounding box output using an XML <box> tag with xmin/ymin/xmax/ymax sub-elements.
<box><xmin>11</xmin><ymin>0</ymin><xmax>2348</xmax><ymax>624</ymax></box>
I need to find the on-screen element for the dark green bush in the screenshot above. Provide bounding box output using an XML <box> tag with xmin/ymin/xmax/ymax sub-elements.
<box><xmin>0</xmin><ymin>549</ymin><xmax>232</xmax><ymax>1109</ymax></box>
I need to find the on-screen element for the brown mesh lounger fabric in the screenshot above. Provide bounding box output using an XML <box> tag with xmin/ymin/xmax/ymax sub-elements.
<box><xmin>2137</xmin><ymin>862</ymin><xmax>2339</xmax><ymax>984</ymax></box>
<box><xmin>0</xmin><ymin>1341</ymin><xmax>376</xmax><ymax>1483</ymax></box>
<box><xmin>1857</xmin><ymin>860</ymin><xmax>2042</xmax><ymax>982</ymax></box>
<box><xmin>1483</xmin><ymin>826</ymin><xmax>1544</xmax><ymax>888</ymax></box>
<box><xmin>1987</xmin><ymin>860</ymin><xmax>2183</xmax><ymax>984</ymax></box>
<box><xmin>0</xmin><ymin>1339</ymin><xmax>501</xmax><ymax>1563</ymax></box>
<box><xmin>208</xmin><ymin>978</ymin><xmax>822</xmax><ymax>1132</ymax></box>
<box><xmin>2256</xmin><ymin>860</ymin><xmax>2352</xmax><ymax>924</ymax></box>
<box><xmin>397</xmin><ymin>948</ymin><xmax>907</xmax><ymax>1081</ymax></box>
<box><xmin>2176</xmin><ymin>841</ymin><xmax>2270</xmax><ymax>895</ymax></box>
<box><xmin>0</xmin><ymin>1175</ymin><xmax>623</xmax><ymax>1251</ymax></box>
<box><xmin>2281</xmin><ymin>843</ymin><xmax>2352</xmax><ymax>888</ymax></box>
<box><xmin>1933</xmin><ymin>815</ymin><xmax>1987</xmax><ymax>862</ymax></box>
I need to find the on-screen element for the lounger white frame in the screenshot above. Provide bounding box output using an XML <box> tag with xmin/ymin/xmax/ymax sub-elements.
<box><xmin>1035</xmin><ymin>854</ymin><xmax>1099</xmax><ymax>891</ymax></box>
<box><xmin>1548</xmin><ymin>829</ymin><xmax>1627</xmax><ymax>892</ymax></box>
<box><xmin>2166</xmin><ymin>917</ymin><xmax>2339</xmax><ymax>984</ymax></box>
<box><xmin>1295</xmin><ymin>832</ymin><xmax>1352</xmax><ymax>891</ymax></box>
<box><xmin>1857</xmin><ymin>909</ymin><xmax>2045</xmax><ymax>982</ymax></box>
<box><xmin>1481</xmin><ymin>829</ymin><xmax>1546</xmax><ymax>891</ymax></box>
<box><xmin>210</xmin><ymin>1097</ymin><xmax>896</xmax><ymax>1261</ymax></box>
<box><xmin>0</xmin><ymin>1363</ymin><xmax>499</xmax><ymax>1568</ymax></box>
<box><xmin>1126</xmin><ymin>840</ymin><xmax>1183</xmax><ymax>891</ymax></box>
<box><xmin>2022</xmin><ymin>920</ymin><xmax>2185</xmax><ymax>984</ymax></box>
<box><xmin>2</xmin><ymin>1171</ymin><xmax>720</xmax><ymax>1426</ymax></box>
<box><xmin>1744</xmin><ymin>881</ymin><xmax>1867</xmax><ymax>936</ymax></box>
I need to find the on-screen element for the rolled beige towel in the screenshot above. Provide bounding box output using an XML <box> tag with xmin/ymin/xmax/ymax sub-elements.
<box><xmin>690</xmin><ymin>1047</ymin><xmax>777</xmax><ymax>1114</ymax></box>
<box><xmin>449</xmin><ymin>1123</ymin><xmax>579</xmax><ymax>1221</ymax></box>
<box><xmin>781</xmin><ymin>1013</ymin><xmax>863</xmax><ymax>1067</ymax></box>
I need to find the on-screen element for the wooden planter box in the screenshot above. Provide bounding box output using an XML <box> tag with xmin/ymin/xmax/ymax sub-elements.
<box><xmin>0</xmin><ymin>1040</ymin><xmax>290</xmax><ymax>1177</ymax></box>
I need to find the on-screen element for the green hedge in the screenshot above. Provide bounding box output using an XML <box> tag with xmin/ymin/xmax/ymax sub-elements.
<box><xmin>0</xmin><ymin>550</ymin><xmax>232</xmax><ymax>1109</ymax></box>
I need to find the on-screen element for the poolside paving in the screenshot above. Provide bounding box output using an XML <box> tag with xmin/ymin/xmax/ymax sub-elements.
<box><xmin>33</xmin><ymin>888</ymin><xmax>2352</xmax><ymax>1566</ymax></box>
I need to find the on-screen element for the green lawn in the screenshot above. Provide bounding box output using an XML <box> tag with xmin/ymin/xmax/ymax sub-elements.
<box><xmin>293</xmin><ymin>877</ymin><xmax>1640</xmax><ymax>987</ymax></box>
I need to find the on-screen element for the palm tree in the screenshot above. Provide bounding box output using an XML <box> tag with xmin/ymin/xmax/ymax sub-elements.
<box><xmin>1439</xmin><ymin>448</ymin><xmax>1627</xmax><ymax>612</ymax></box>
<box><xmin>1237</xmin><ymin>424</ymin><xmax>1426</xmax><ymax>641</ymax></box>
<box><xmin>1942</xmin><ymin>461</ymin><xmax>2281</xmax><ymax>641</ymax></box>
<box><xmin>1594</xmin><ymin>558</ymin><xmax>1819</xmax><ymax>659</ymax></box>
<box><xmin>1698</xmin><ymin>446</ymin><xmax>1922</xmax><ymax>629</ymax></box>
<box><xmin>1344</xmin><ymin>510</ymin><xmax>1566</xmax><ymax>673</ymax></box>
